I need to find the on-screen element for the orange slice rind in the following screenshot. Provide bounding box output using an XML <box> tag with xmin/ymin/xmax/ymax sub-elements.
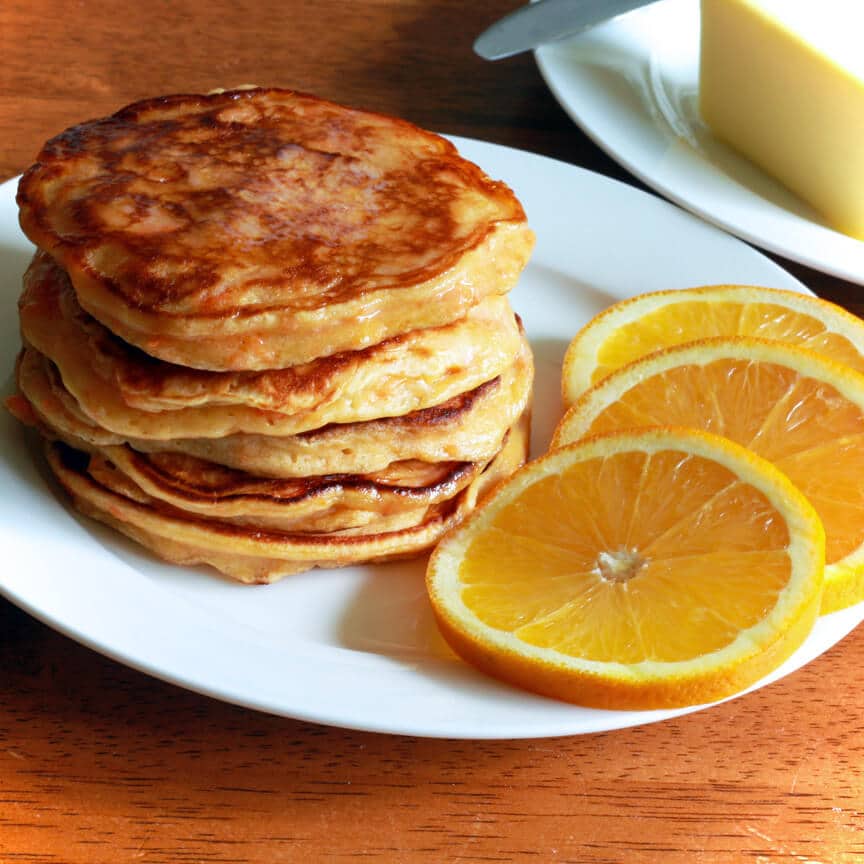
<box><xmin>426</xmin><ymin>427</ymin><xmax>824</xmax><ymax>710</ymax></box>
<box><xmin>554</xmin><ymin>336</ymin><xmax>864</xmax><ymax>614</ymax></box>
<box><xmin>562</xmin><ymin>284</ymin><xmax>864</xmax><ymax>404</ymax></box>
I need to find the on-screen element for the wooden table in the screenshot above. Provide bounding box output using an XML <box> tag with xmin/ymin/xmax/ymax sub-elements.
<box><xmin>2</xmin><ymin>2</ymin><xmax>863</xmax><ymax>861</ymax></box>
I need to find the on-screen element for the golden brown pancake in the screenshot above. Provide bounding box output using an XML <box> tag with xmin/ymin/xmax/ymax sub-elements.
<box><xmin>44</xmin><ymin>410</ymin><xmax>530</xmax><ymax>583</ymax></box>
<box><xmin>18</xmin><ymin>87</ymin><xmax>534</xmax><ymax>371</ymax></box>
<box><xmin>19</xmin><ymin>251</ymin><xmax>523</xmax><ymax>438</ymax></box>
<box><xmin>11</xmin><ymin>87</ymin><xmax>536</xmax><ymax>582</ymax></box>
<box><xmin>15</xmin><ymin>348</ymin><xmax>531</xmax><ymax>536</ymax></box>
<box><xmin>73</xmin><ymin>444</ymin><xmax>486</xmax><ymax>534</ymax></box>
<box><xmin>16</xmin><ymin>334</ymin><xmax>533</xmax><ymax>476</ymax></box>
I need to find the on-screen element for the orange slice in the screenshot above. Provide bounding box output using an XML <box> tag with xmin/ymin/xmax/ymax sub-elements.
<box><xmin>554</xmin><ymin>337</ymin><xmax>864</xmax><ymax>613</ymax></box>
<box><xmin>426</xmin><ymin>428</ymin><xmax>824</xmax><ymax>710</ymax></box>
<box><xmin>562</xmin><ymin>285</ymin><xmax>864</xmax><ymax>404</ymax></box>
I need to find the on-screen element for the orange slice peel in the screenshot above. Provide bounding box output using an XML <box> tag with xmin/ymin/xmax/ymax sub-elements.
<box><xmin>562</xmin><ymin>284</ymin><xmax>864</xmax><ymax>404</ymax></box>
<box><xmin>426</xmin><ymin>427</ymin><xmax>824</xmax><ymax>710</ymax></box>
<box><xmin>555</xmin><ymin>336</ymin><xmax>864</xmax><ymax>613</ymax></box>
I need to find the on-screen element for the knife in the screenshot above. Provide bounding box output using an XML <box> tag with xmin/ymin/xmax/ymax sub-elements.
<box><xmin>474</xmin><ymin>0</ymin><xmax>663</xmax><ymax>60</ymax></box>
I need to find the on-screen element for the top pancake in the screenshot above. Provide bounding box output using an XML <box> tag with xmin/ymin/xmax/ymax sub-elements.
<box><xmin>18</xmin><ymin>87</ymin><xmax>535</xmax><ymax>371</ymax></box>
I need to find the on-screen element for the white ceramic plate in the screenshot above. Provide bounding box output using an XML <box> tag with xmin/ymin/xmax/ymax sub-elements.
<box><xmin>1</xmin><ymin>138</ymin><xmax>861</xmax><ymax>739</ymax></box>
<box><xmin>536</xmin><ymin>0</ymin><xmax>864</xmax><ymax>285</ymax></box>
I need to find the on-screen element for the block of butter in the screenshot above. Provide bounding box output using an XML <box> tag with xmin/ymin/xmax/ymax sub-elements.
<box><xmin>700</xmin><ymin>0</ymin><xmax>864</xmax><ymax>239</ymax></box>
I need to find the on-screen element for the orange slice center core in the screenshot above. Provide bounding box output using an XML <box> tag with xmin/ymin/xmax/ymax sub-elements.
<box><xmin>595</xmin><ymin>548</ymin><xmax>647</xmax><ymax>584</ymax></box>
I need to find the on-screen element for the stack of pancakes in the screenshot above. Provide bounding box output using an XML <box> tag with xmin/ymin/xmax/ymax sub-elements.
<box><xmin>9</xmin><ymin>88</ymin><xmax>535</xmax><ymax>583</ymax></box>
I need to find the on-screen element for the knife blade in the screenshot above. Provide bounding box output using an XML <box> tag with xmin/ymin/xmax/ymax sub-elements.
<box><xmin>474</xmin><ymin>0</ymin><xmax>662</xmax><ymax>60</ymax></box>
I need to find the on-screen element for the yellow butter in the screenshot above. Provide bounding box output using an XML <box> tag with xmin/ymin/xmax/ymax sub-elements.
<box><xmin>700</xmin><ymin>0</ymin><xmax>864</xmax><ymax>239</ymax></box>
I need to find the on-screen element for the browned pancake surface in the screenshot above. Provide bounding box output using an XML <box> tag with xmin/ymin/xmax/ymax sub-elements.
<box><xmin>19</xmin><ymin>252</ymin><xmax>523</xmax><ymax>438</ymax></box>
<box><xmin>70</xmin><ymin>441</ymin><xmax>485</xmax><ymax>534</ymax></box>
<box><xmin>16</xmin><ymin>338</ymin><xmax>534</xmax><ymax>477</ymax></box>
<box><xmin>18</xmin><ymin>88</ymin><xmax>534</xmax><ymax>370</ymax></box>
<box><xmin>44</xmin><ymin>408</ymin><xmax>530</xmax><ymax>583</ymax></box>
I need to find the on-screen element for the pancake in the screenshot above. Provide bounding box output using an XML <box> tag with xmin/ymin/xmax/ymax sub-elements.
<box><xmin>19</xmin><ymin>251</ymin><xmax>523</xmax><ymax>439</ymax></box>
<box><xmin>81</xmin><ymin>446</ymin><xmax>485</xmax><ymax>534</ymax></box>
<box><xmin>11</xmin><ymin>86</ymin><xmax>537</xmax><ymax>584</ymax></box>
<box><xmin>18</xmin><ymin>87</ymin><xmax>534</xmax><ymax>371</ymax></box>
<box><xmin>16</xmin><ymin>334</ymin><xmax>533</xmax><ymax>476</ymax></box>
<box><xmin>44</xmin><ymin>409</ymin><xmax>530</xmax><ymax>583</ymax></box>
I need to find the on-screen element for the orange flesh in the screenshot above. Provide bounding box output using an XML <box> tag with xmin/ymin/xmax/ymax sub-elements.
<box><xmin>459</xmin><ymin>449</ymin><xmax>791</xmax><ymax>664</ymax></box>
<box><xmin>594</xmin><ymin>301</ymin><xmax>864</xmax><ymax>385</ymax></box>
<box><xmin>584</xmin><ymin>359</ymin><xmax>864</xmax><ymax>564</ymax></box>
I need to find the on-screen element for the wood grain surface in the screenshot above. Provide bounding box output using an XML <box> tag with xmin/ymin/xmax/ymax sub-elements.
<box><xmin>2</xmin><ymin>1</ymin><xmax>863</xmax><ymax>861</ymax></box>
